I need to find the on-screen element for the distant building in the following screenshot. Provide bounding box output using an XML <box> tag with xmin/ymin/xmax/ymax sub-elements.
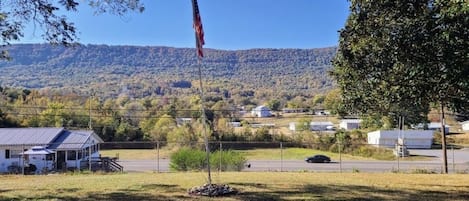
<box><xmin>288</xmin><ymin>122</ymin><xmax>309</xmax><ymax>131</ymax></box>
<box><xmin>282</xmin><ymin>108</ymin><xmax>305</xmax><ymax>113</ymax></box>
<box><xmin>339</xmin><ymin>119</ymin><xmax>362</xmax><ymax>130</ymax></box>
<box><xmin>461</xmin><ymin>121</ymin><xmax>469</xmax><ymax>131</ymax></box>
<box><xmin>313</xmin><ymin>109</ymin><xmax>330</xmax><ymax>116</ymax></box>
<box><xmin>413</xmin><ymin>122</ymin><xmax>450</xmax><ymax>133</ymax></box>
<box><xmin>251</xmin><ymin>123</ymin><xmax>275</xmax><ymax>128</ymax></box>
<box><xmin>367</xmin><ymin>130</ymin><xmax>434</xmax><ymax>149</ymax></box>
<box><xmin>228</xmin><ymin>122</ymin><xmax>241</xmax><ymax>127</ymax></box>
<box><xmin>176</xmin><ymin>118</ymin><xmax>192</xmax><ymax>126</ymax></box>
<box><xmin>290</xmin><ymin>121</ymin><xmax>336</xmax><ymax>131</ymax></box>
<box><xmin>310</xmin><ymin>121</ymin><xmax>335</xmax><ymax>131</ymax></box>
<box><xmin>251</xmin><ymin>105</ymin><xmax>272</xmax><ymax>117</ymax></box>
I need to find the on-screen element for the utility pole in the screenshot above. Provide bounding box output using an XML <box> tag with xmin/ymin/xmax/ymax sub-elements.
<box><xmin>89</xmin><ymin>95</ymin><xmax>92</xmax><ymax>130</ymax></box>
<box><xmin>441</xmin><ymin>103</ymin><xmax>448</xmax><ymax>173</ymax></box>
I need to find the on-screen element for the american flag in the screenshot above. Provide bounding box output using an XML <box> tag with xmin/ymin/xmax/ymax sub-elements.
<box><xmin>192</xmin><ymin>0</ymin><xmax>205</xmax><ymax>58</ymax></box>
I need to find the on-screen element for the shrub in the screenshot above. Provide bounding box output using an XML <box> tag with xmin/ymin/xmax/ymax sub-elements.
<box><xmin>410</xmin><ymin>168</ymin><xmax>437</xmax><ymax>174</ymax></box>
<box><xmin>351</xmin><ymin>145</ymin><xmax>394</xmax><ymax>160</ymax></box>
<box><xmin>170</xmin><ymin>148</ymin><xmax>247</xmax><ymax>172</ymax></box>
<box><xmin>169</xmin><ymin>148</ymin><xmax>206</xmax><ymax>171</ymax></box>
<box><xmin>211</xmin><ymin>150</ymin><xmax>247</xmax><ymax>171</ymax></box>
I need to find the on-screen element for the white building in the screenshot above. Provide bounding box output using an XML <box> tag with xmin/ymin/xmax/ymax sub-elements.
<box><xmin>339</xmin><ymin>119</ymin><xmax>362</xmax><ymax>130</ymax></box>
<box><xmin>176</xmin><ymin>118</ymin><xmax>192</xmax><ymax>126</ymax></box>
<box><xmin>282</xmin><ymin>108</ymin><xmax>305</xmax><ymax>113</ymax></box>
<box><xmin>288</xmin><ymin>122</ymin><xmax>309</xmax><ymax>131</ymax></box>
<box><xmin>251</xmin><ymin>105</ymin><xmax>272</xmax><ymax>117</ymax></box>
<box><xmin>461</xmin><ymin>121</ymin><xmax>469</xmax><ymax>131</ymax></box>
<box><xmin>313</xmin><ymin>109</ymin><xmax>330</xmax><ymax>115</ymax></box>
<box><xmin>413</xmin><ymin>122</ymin><xmax>450</xmax><ymax>133</ymax></box>
<box><xmin>251</xmin><ymin>123</ymin><xmax>275</xmax><ymax>128</ymax></box>
<box><xmin>367</xmin><ymin>130</ymin><xmax>434</xmax><ymax>149</ymax></box>
<box><xmin>0</xmin><ymin>128</ymin><xmax>104</xmax><ymax>174</ymax></box>
<box><xmin>228</xmin><ymin>122</ymin><xmax>241</xmax><ymax>127</ymax></box>
<box><xmin>310</xmin><ymin>121</ymin><xmax>335</xmax><ymax>131</ymax></box>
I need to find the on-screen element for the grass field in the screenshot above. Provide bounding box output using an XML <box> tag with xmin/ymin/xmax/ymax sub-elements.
<box><xmin>0</xmin><ymin>172</ymin><xmax>468</xmax><ymax>200</ymax></box>
<box><xmin>99</xmin><ymin>147</ymin><xmax>430</xmax><ymax>161</ymax></box>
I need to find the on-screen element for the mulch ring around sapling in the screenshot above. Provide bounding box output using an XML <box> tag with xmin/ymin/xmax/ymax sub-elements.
<box><xmin>188</xmin><ymin>183</ymin><xmax>238</xmax><ymax>196</ymax></box>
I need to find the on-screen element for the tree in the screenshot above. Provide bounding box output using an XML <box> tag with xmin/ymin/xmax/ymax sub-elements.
<box><xmin>426</xmin><ymin>0</ymin><xmax>469</xmax><ymax>174</ymax></box>
<box><xmin>332</xmin><ymin>0</ymin><xmax>434</xmax><ymax>124</ymax></box>
<box><xmin>167</xmin><ymin>124</ymin><xmax>199</xmax><ymax>147</ymax></box>
<box><xmin>323</xmin><ymin>88</ymin><xmax>346</xmax><ymax>117</ymax></box>
<box><xmin>296</xmin><ymin>118</ymin><xmax>311</xmax><ymax>132</ymax></box>
<box><xmin>311</xmin><ymin>94</ymin><xmax>325</xmax><ymax>109</ymax></box>
<box><xmin>0</xmin><ymin>108</ymin><xmax>17</xmax><ymax>127</ymax></box>
<box><xmin>285</xmin><ymin>96</ymin><xmax>307</xmax><ymax>109</ymax></box>
<box><xmin>150</xmin><ymin>114</ymin><xmax>177</xmax><ymax>142</ymax></box>
<box><xmin>0</xmin><ymin>0</ymin><xmax>144</xmax><ymax>59</ymax></box>
<box><xmin>115</xmin><ymin>121</ymin><xmax>142</xmax><ymax>141</ymax></box>
<box><xmin>266</xmin><ymin>99</ymin><xmax>281</xmax><ymax>111</ymax></box>
<box><xmin>214</xmin><ymin>117</ymin><xmax>234</xmax><ymax>140</ymax></box>
<box><xmin>332</xmin><ymin>0</ymin><xmax>468</xmax><ymax>173</ymax></box>
<box><xmin>39</xmin><ymin>102</ymin><xmax>67</xmax><ymax>127</ymax></box>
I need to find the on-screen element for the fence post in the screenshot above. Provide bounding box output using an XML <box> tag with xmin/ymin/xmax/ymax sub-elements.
<box><xmin>22</xmin><ymin>144</ymin><xmax>25</xmax><ymax>175</ymax></box>
<box><xmin>280</xmin><ymin>142</ymin><xmax>283</xmax><ymax>172</ymax></box>
<box><xmin>338</xmin><ymin>141</ymin><xmax>342</xmax><ymax>173</ymax></box>
<box><xmin>219</xmin><ymin>141</ymin><xmax>222</xmax><ymax>173</ymax></box>
<box><xmin>157</xmin><ymin>141</ymin><xmax>160</xmax><ymax>173</ymax></box>
<box><xmin>452</xmin><ymin>145</ymin><xmax>455</xmax><ymax>173</ymax></box>
<box><xmin>89</xmin><ymin>142</ymin><xmax>92</xmax><ymax>172</ymax></box>
<box><xmin>396</xmin><ymin>143</ymin><xmax>400</xmax><ymax>173</ymax></box>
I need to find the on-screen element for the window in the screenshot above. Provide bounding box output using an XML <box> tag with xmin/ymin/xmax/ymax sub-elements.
<box><xmin>5</xmin><ymin>149</ymin><xmax>23</xmax><ymax>159</ymax></box>
<box><xmin>77</xmin><ymin>150</ymin><xmax>82</xmax><ymax>160</ymax></box>
<box><xmin>46</xmin><ymin>154</ymin><xmax>55</xmax><ymax>161</ymax></box>
<box><xmin>67</xmin><ymin>151</ymin><xmax>77</xmax><ymax>160</ymax></box>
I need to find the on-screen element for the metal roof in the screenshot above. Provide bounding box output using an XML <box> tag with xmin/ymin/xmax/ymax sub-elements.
<box><xmin>0</xmin><ymin>128</ymin><xmax>102</xmax><ymax>150</ymax></box>
<box><xmin>340</xmin><ymin>119</ymin><xmax>362</xmax><ymax>123</ymax></box>
<box><xmin>21</xmin><ymin>146</ymin><xmax>55</xmax><ymax>155</ymax></box>
<box><xmin>49</xmin><ymin>130</ymin><xmax>102</xmax><ymax>150</ymax></box>
<box><xmin>310</xmin><ymin>121</ymin><xmax>334</xmax><ymax>126</ymax></box>
<box><xmin>0</xmin><ymin>127</ymin><xmax>64</xmax><ymax>145</ymax></box>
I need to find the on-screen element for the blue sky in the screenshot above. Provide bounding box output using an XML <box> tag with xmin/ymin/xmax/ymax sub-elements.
<box><xmin>20</xmin><ymin>0</ymin><xmax>350</xmax><ymax>50</ymax></box>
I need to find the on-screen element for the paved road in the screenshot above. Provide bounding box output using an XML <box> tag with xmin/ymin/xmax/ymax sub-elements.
<box><xmin>118</xmin><ymin>149</ymin><xmax>469</xmax><ymax>173</ymax></box>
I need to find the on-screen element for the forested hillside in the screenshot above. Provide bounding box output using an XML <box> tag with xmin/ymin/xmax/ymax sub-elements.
<box><xmin>0</xmin><ymin>44</ymin><xmax>336</xmax><ymax>102</ymax></box>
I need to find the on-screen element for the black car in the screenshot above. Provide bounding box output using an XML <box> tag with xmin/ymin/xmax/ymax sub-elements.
<box><xmin>305</xmin><ymin>155</ymin><xmax>331</xmax><ymax>163</ymax></box>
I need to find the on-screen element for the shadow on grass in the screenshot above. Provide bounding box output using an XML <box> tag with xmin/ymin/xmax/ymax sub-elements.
<box><xmin>1</xmin><ymin>182</ymin><xmax>469</xmax><ymax>201</ymax></box>
<box><xmin>407</xmin><ymin>154</ymin><xmax>438</xmax><ymax>158</ymax></box>
<box><xmin>0</xmin><ymin>189</ymin><xmax>13</xmax><ymax>194</ymax></box>
<box><xmin>0</xmin><ymin>184</ymin><xmax>188</xmax><ymax>201</ymax></box>
<box><xmin>231</xmin><ymin>182</ymin><xmax>469</xmax><ymax>201</ymax></box>
<box><xmin>229</xmin><ymin>182</ymin><xmax>268</xmax><ymax>189</ymax></box>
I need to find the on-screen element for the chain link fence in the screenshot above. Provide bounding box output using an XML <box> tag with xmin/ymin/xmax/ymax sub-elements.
<box><xmin>98</xmin><ymin>141</ymin><xmax>469</xmax><ymax>174</ymax></box>
<box><xmin>1</xmin><ymin>141</ymin><xmax>468</xmax><ymax>175</ymax></box>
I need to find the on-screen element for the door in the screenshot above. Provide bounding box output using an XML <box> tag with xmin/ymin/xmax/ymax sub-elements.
<box><xmin>56</xmin><ymin>151</ymin><xmax>66</xmax><ymax>170</ymax></box>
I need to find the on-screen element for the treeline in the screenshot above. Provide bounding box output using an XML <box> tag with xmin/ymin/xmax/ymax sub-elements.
<box><xmin>1</xmin><ymin>86</ymin><xmax>399</xmax><ymax>160</ymax></box>
<box><xmin>0</xmin><ymin>85</ymin><xmax>336</xmax><ymax>142</ymax></box>
<box><xmin>0</xmin><ymin>44</ymin><xmax>336</xmax><ymax>101</ymax></box>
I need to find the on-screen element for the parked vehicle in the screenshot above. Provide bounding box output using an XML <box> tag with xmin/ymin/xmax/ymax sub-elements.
<box><xmin>305</xmin><ymin>155</ymin><xmax>331</xmax><ymax>163</ymax></box>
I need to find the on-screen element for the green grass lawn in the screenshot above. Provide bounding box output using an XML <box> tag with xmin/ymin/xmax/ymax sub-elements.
<box><xmin>100</xmin><ymin>147</ymin><xmax>430</xmax><ymax>161</ymax></box>
<box><xmin>237</xmin><ymin>148</ymin><xmax>370</xmax><ymax>161</ymax></box>
<box><xmin>99</xmin><ymin>148</ymin><xmax>367</xmax><ymax>161</ymax></box>
<box><xmin>0</xmin><ymin>172</ymin><xmax>468</xmax><ymax>200</ymax></box>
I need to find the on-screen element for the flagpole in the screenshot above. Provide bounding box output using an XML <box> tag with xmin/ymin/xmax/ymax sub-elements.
<box><xmin>197</xmin><ymin>58</ymin><xmax>212</xmax><ymax>186</ymax></box>
<box><xmin>191</xmin><ymin>0</ymin><xmax>212</xmax><ymax>187</ymax></box>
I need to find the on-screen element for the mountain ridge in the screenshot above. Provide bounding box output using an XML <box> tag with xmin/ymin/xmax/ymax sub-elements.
<box><xmin>0</xmin><ymin>44</ymin><xmax>336</xmax><ymax>100</ymax></box>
